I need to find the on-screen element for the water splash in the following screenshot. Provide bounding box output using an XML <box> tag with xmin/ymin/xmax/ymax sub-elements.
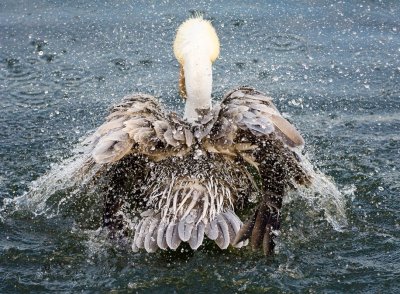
<box><xmin>0</xmin><ymin>141</ymin><xmax>101</xmax><ymax>220</ymax></box>
<box><xmin>2</xmin><ymin>142</ymin><xmax>348</xmax><ymax>242</ymax></box>
<box><xmin>286</xmin><ymin>154</ymin><xmax>348</xmax><ymax>232</ymax></box>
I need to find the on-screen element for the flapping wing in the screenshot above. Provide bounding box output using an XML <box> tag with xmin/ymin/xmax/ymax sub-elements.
<box><xmin>209</xmin><ymin>86</ymin><xmax>310</xmax><ymax>189</ymax></box>
<box><xmin>84</xmin><ymin>93</ymin><xmax>196</xmax><ymax>241</ymax></box>
<box><xmin>210</xmin><ymin>86</ymin><xmax>304</xmax><ymax>149</ymax></box>
<box><xmin>209</xmin><ymin>87</ymin><xmax>311</xmax><ymax>254</ymax></box>
<box><xmin>86</xmin><ymin>93</ymin><xmax>194</xmax><ymax>164</ymax></box>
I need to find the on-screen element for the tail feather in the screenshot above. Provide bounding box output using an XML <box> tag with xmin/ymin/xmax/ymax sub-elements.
<box><xmin>157</xmin><ymin>220</ymin><xmax>168</xmax><ymax>250</ymax></box>
<box><xmin>188</xmin><ymin>222</ymin><xmax>205</xmax><ymax>250</ymax></box>
<box><xmin>144</xmin><ymin>218</ymin><xmax>159</xmax><ymax>253</ymax></box>
<box><xmin>215</xmin><ymin>214</ymin><xmax>230</xmax><ymax>249</ymax></box>
<box><xmin>205</xmin><ymin>218</ymin><xmax>218</xmax><ymax>240</ymax></box>
<box><xmin>128</xmin><ymin>175</ymin><xmax>250</xmax><ymax>252</ymax></box>
<box><xmin>132</xmin><ymin>209</ymin><xmax>245</xmax><ymax>252</ymax></box>
<box><xmin>178</xmin><ymin>210</ymin><xmax>197</xmax><ymax>241</ymax></box>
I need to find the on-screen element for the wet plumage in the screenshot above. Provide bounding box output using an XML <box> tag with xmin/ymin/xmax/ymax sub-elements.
<box><xmin>83</xmin><ymin>87</ymin><xmax>311</xmax><ymax>254</ymax></box>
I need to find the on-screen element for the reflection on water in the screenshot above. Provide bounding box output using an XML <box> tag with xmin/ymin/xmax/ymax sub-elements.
<box><xmin>1</xmin><ymin>0</ymin><xmax>399</xmax><ymax>292</ymax></box>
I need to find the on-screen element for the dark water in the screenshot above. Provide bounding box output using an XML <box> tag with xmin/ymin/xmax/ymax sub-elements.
<box><xmin>1</xmin><ymin>0</ymin><xmax>399</xmax><ymax>292</ymax></box>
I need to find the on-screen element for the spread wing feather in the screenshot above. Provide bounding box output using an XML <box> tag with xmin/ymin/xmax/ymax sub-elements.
<box><xmin>87</xmin><ymin>93</ymin><xmax>194</xmax><ymax>164</ymax></box>
<box><xmin>211</xmin><ymin>87</ymin><xmax>304</xmax><ymax>148</ymax></box>
<box><xmin>210</xmin><ymin>87</ymin><xmax>312</xmax><ymax>254</ymax></box>
<box><xmin>85</xmin><ymin>89</ymin><xmax>311</xmax><ymax>255</ymax></box>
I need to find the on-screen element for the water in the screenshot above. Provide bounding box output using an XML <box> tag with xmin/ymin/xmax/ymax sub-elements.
<box><xmin>1</xmin><ymin>0</ymin><xmax>399</xmax><ymax>292</ymax></box>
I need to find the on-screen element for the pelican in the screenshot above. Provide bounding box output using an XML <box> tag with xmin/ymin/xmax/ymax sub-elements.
<box><xmin>83</xmin><ymin>16</ymin><xmax>312</xmax><ymax>255</ymax></box>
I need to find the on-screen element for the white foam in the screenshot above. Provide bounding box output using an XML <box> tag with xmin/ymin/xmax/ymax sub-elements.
<box><xmin>286</xmin><ymin>154</ymin><xmax>348</xmax><ymax>232</ymax></box>
<box><xmin>1</xmin><ymin>141</ymin><xmax>101</xmax><ymax>218</ymax></box>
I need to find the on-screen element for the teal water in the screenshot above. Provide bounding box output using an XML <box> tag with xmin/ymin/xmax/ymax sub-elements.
<box><xmin>1</xmin><ymin>0</ymin><xmax>399</xmax><ymax>292</ymax></box>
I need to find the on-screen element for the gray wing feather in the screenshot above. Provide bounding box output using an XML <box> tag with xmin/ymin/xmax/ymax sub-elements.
<box><xmin>212</xmin><ymin>87</ymin><xmax>305</xmax><ymax>148</ymax></box>
<box><xmin>88</xmin><ymin>93</ymin><xmax>194</xmax><ymax>164</ymax></box>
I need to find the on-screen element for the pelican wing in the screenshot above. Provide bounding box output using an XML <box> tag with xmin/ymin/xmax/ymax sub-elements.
<box><xmin>87</xmin><ymin>93</ymin><xmax>193</xmax><ymax>164</ymax></box>
<box><xmin>209</xmin><ymin>86</ymin><xmax>310</xmax><ymax>187</ymax></box>
<box><xmin>84</xmin><ymin>93</ymin><xmax>196</xmax><ymax>245</ymax></box>
<box><xmin>210</xmin><ymin>87</ymin><xmax>304</xmax><ymax>148</ymax></box>
<box><xmin>210</xmin><ymin>87</ymin><xmax>311</xmax><ymax>254</ymax></box>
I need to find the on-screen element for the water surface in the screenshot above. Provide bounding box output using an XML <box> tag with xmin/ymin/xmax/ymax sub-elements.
<box><xmin>1</xmin><ymin>0</ymin><xmax>399</xmax><ymax>292</ymax></box>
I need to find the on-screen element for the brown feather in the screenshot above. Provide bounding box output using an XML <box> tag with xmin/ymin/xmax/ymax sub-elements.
<box><xmin>250</xmin><ymin>205</ymin><xmax>268</xmax><ymax>250</ymax></box>
<box><xmin>233</xmin><ymin>212</ymin><xmax>257</xmax><ymax>245</ymax></box>
<box><xmin>268</xmin><ymin>114</ymin><xmax>305</xmax><ymax>147</ymax></box>
<box><xmin>87</xmin><ymin>87</ymin><xmax>313</xmax><ymax>255</ymax></box>
<box><xmin>262</xmin><ymin>225</ymin><xmax>273</xmax><ymax>255</ymax></box>
<box><xmin>179</xmin><ymin>64</ymin><xmax>187</xmax><ymax>99</ymax></box>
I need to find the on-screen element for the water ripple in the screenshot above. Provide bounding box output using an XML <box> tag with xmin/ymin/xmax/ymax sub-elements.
<box><xmin>51</xmin><ymin>67</ymin><xmax>90</xmax><ymax>88</ymax></box>
<box><xmin>8</xmin><ymin>82</ymin><xmax>53</xmax><ymax>106</ymax></box>
<box><xmin>265</xmin><ymin>34</ymin><xmax>306</xmax><ymax>52</ymax></box>
<box><xmin>0</xmin><ymin>58</ymin><xmax>41</xmax><ymax>82</ymax></box>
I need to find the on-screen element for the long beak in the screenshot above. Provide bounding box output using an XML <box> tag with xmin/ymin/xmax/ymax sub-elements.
<box><xmin>179</xmin><ymin>64</ymin><xmax>187</xmax><ymax>100</ymax></box>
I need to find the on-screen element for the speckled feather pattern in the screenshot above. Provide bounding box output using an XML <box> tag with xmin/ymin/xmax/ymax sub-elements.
<box><xmin>84</xmin><ymin>87</ymin><xmax>311</xmax><ymax>254</ymax></box>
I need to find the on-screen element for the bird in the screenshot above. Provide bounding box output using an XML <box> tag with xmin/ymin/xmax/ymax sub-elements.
<box><xmin>81</xmin><ymin>15</ymin><xmax>312</xmax><ymax>255</ymax></box>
